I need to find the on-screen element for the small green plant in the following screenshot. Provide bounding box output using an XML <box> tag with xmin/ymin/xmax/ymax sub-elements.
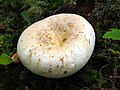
<box><xmin>103</xmin><ymin>28</ymin><xmax>120</xmax><ymax>40</ymax></box>
<box><xmin>20</xmin><ymin>11</ymin><xmax>31</xmax><ymax>25</ymax></box>
<box><xmin>0</xmin><ymin>54</ymin><xmax>13</xmax><ymax>65</ymax></box>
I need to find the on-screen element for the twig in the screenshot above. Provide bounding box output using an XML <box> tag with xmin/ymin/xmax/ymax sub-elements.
<box><xmin>109</xmin><ymin>76</ymin><xmax>120</xmax><ymax>79</ymax></box>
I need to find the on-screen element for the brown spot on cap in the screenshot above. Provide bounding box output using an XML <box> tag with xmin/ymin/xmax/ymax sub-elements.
<box><xmin>56</xmin><ymin>65</ymin><xmax>59</xmax><ymax>68</ymax></box>
<box><xmin>62</xmin><ymin>37</ymin><xmax>68</xmax><ymax>43</ymax></box>
<box><xmin>48</xmin><ymin>70</ymin><xmax>52</xmax><ymax>73</ymax></box>
<box><xmin>64</xmin><ymin>71</ymin><xmax>67</xmax><ymax>74</ymax></box>
<box><xmin>64</xmin><ymin>29</ymin><xmax>67</xmax><ymax>32</ymax></box>
<box><xmin>48</xmin><ymin>68</ymin><xmax>52</xmax><ymax>73</ymax></box>
<box><xmin>28</xmin><ymin>49</ymin><xmax>32</xmax><ymax>60</ymax></box>
<box><xmin>60</xmin><ymin>57</ymin><xmax>64</xmax><ymax>63</ymax></box>
<box><xmin>68</xmin><ymin>23</ymin><xmax>74</xmax><ymax>30</ymax></box>
<box><xmin>48</xmin><ymin>47</ymin><xmax>51</xmax><ymax>50</ymax></box>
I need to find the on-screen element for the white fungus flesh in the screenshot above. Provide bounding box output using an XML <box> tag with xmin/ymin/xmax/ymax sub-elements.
<box><xmin>17</xmin><ymin>14</ymin><xmax>95</xmax><ymax>78</ymax></box>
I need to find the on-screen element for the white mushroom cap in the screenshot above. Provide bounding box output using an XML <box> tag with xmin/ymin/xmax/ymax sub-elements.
<box><xmin>17</xmin><ymin>14</ymin><xmax>95</xmax><ymax>78</ymax></box>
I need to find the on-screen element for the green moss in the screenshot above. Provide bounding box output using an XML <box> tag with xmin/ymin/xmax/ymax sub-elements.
<box><xmin>21</xmin><ymin>0</ymin><xmax>69</xmax><ymax>22</ymax></box>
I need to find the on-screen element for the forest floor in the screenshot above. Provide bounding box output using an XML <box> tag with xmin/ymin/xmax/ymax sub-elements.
<box><xmin>0</xmin><ymin>0</ymin><xmax>120</xmax><ymax>90</ymax></box>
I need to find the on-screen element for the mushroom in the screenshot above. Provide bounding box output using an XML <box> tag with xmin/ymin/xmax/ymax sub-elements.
<box><xmin>17</xmin><ymin>14</ymin><xmax>95</xmax><ymax>78</ymax></box>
